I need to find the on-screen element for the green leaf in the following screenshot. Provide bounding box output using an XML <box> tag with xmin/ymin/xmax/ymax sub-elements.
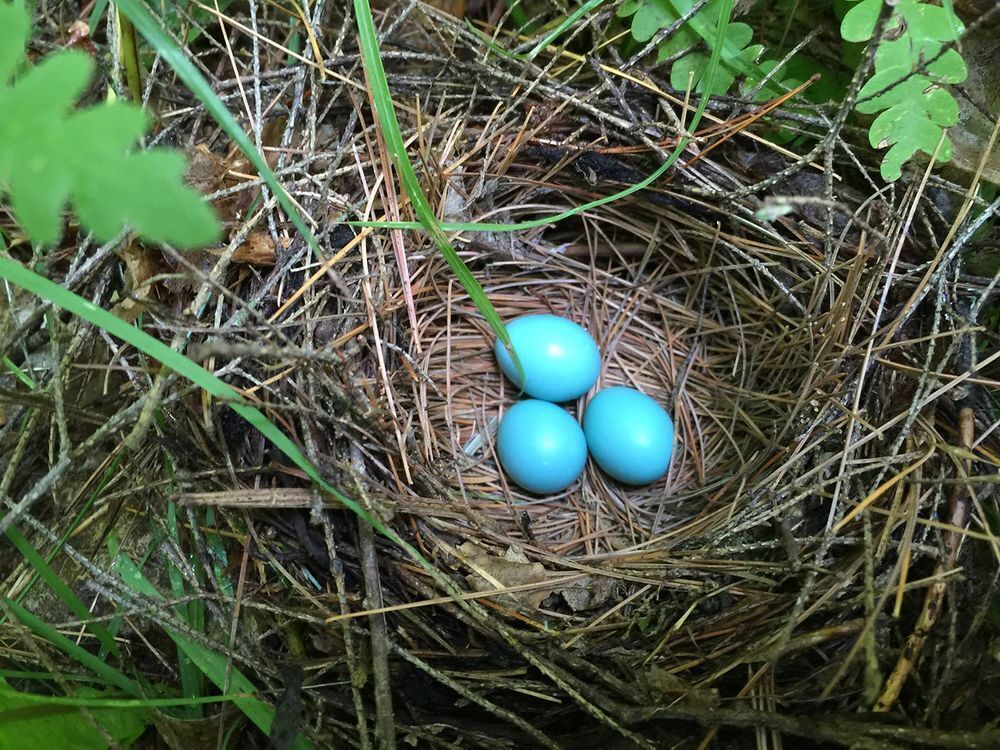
<box><xmin>668</xmin><ymin>22</ymin><xmax>761</xmax><ymax>95</ymax></box>
<box><xmin>841</xmin><ymin>0</ymin><xmax>882</xmax><ymax>43</ymax></box>
<box><xmin>927</xmin><ymin>48</ymin><xmax>967</xmax><ymax>82</ymax></box>
<box><xmin>723</xmin><ymin>21</ymin><xmax>753</xmax><ymax>51</ymax></box>
<box><xmin>0</xmin><ymin>683</ymin><xmax>148</xmax><ymax>750</ymax></box>
<box><xmin>656</xmin><ymin>23</ymin><xmax>698</xmax><ymax>61</ymax></box>
<box><xmin>851</xmin><ymin>0</ymin><xmax>967</xmax><ymax>181</ymax></box>
<box><xmin>628</xmin><ymin>0</ymin><xmax>679</xmax><ymax>43</ymax></box>
<box><xmin>899</xmin><ymin>0</ymin><xmax>964</xmax><ymax>43</ymax></box>
<box><xmin>672</xmin><ymin>52</ymin><xmax>734</xmax><ymax>94</ymax></box>
<box><xmin>617</xmin><ymin>0</ymin><xmax>644</xmax><ymax>17</ymax></box>
<box><xmin>0</xmin><ymin>2</ymin><xmax>30</xmax><ymax>82</ymax></box>
<box><xmin>525</xmin><ymin>0</ymin><xmax>607</xmax><ymax>59</ymax></box>
<box><xmin>867</xmin><ymin>88</ymin><xmax>956</xmax><ymax>181</ymax></box>
<box><xmin>620</xmin><ymin>0</ymin><xmax>782</xmax><ymax>98</ymax></box>
<box><xmin>0</xmin><ymin>2</ymin><xmax>220</xmax><ymax>248</ymax></box>
<box><xmin>150</xmin><ymin>0</ymin><xmax>238</xmax><ymax>44</ymax></box>
<box><xmin>753</xmin><ymin>55</ymin><xmax>843</xmax><ymax>105</ymax></box>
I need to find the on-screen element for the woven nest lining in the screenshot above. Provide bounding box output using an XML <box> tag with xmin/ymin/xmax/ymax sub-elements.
<box><xmin>398</xmin><ymin>233</ymin><xmax>821</xmax><ymax>551</ymax></box>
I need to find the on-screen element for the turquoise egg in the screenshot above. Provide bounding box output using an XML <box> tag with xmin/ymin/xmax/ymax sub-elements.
<box><xmin>497</xmin><ymin>400</ymin><xmax>587</xmax><ymax>494</ymax></box>
<box><xmin>494</xmin><ymin>315</ymin><xmax>600</xmax><ymax>403</ymax></box>
<box><xmin>583</xmin><ymin>387</ymin><xmax>674</xmax><ymax>485</ymax></box>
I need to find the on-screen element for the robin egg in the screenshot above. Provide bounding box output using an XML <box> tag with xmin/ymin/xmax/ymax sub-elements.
<box><xmin>583</xmin><ymin>387</ymin><xmax>674</xmax><ymax>485</ymax></box>
<box><xmin>494</xmin><ymin>315</ymin><xmax>600</xmax><ymax>403</ymax></box>
<box><xmin>496</xmin><ymin>400</ymin><xmax>587</xmax><ymax>494</ymax></box>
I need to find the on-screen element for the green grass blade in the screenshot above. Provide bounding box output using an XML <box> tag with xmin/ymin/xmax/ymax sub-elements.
<box><xmin>349</xmin><ymin>0</ymin><xmax>732</xmax><ymax>236</ymax></box>
<box><xmin>347</xmin><ymin>154</ymin><xmax>681</xmax><ymax>232</ymax></box>
<box><xmin>525</xmin><ymin>0</ymin><xmax>606</xmax><ymax>60</ymax></box>
<box><xmin>507</xmin><ymin>0</ymin><xmax>532</xmax><ymax>30</ymax></box>
<box><xmin>114</xmin><ymin>553</ymin><xmax>310</xmax><ymax>750</ymax></box>
<box><xmin>0</xmin><ymin>258</ymin><xmax>476</xmax><ymax>640</ymax></box>
<box><xmin>87</xmin><ymin>0</ymin><xmax>110</xmax><ymax>33</ymax></box>
<box><xmin>3</xmin><ymin>598</ymin><xmax>141</xmax><ymax>698</ymax></box>
<box><xmin>112</xmin><ymin>0</ymin><xmax>321</xmax><ymax>256</ymax></box>
<box><xmin>666</xmin><ymin>0</ymin><xmax>771</xmax><ymax>90</ymax></box>
<box><xmin>5</xmin><ymin>527</ymin><xmax>120</xmax><ymax>657</ymax></box>
<box><xmin>114</xmin><ymin>9</ymin><xmax>143</xmax><ymax>102</ymax></box>
<box><xmin>0</xmin><ymin>684</ymin><xmax>249</xmax><ymax>710</ymax></box>
<box><xmin>1</xmin><ymin>355</ymin><xmax>36</xmax><ymax>389</ymax></box>
<box><xmin>0</xmin><ymin>670</ymin><xmax>107</xmax><ymax>684</ymax></box>
<box><xmin>352</xmin><ymin>0</ymin><xmax>519</xmax><ymax>369</ymax></box>
<box><xmin>688</xmin><ymin>2</ymin><xmax>734</xmax><ymax>130</ymax></box>
<box><xmin>0</xmin><ymin>450</ymin><xmax>124</xmax><ymax>652</ymax></box>
<box><xmin>0</xmin><ymin>679</ymin><xmax>148</xmax><ymax>749</ymax></box>
<box><xmin>463</xmin><ymin>19</ymin><xmax>526</xmax><ymax>61</ymax></box>
<box><xmin>0</xmin><ymin>257</ymin><xmax>411</xmax><ymax>553</ymax></box>
<box><xmin>164</xmin><ymin>500</ymin><xmax>204</xmax><ymax>719</ymax></box>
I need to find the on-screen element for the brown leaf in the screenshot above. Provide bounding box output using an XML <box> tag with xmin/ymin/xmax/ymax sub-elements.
<box><xmin>232</xmin><ymin>232</ymin><xmax>277</xmax><ymax>265</ymax></box>
<box><xmin>184</xmin><ymin>144</ymin><xmax>249</xmax><ymax>226</ymax></box>
<box><xmin>643</xmin><ymin>665</ymin><xmax>719</xmax><ymax>709</ymax></box>
<box><xmin>456</xmin><ymin>541</ymin><xmax>551</xmax><ymax>609</ymax></box>
<box><xmin>559</xmin><ymin>575</ymin><xmax>616</xmax><ymax>612</ymax></box>
<box><xmin>185</xmin><ymin>144</ymin><xmax>228</xmax><ymax>194</ymax></box>
<box><xmin>64</xmin><ymin>21</ymin><xmax>96</xmax><ymax>54</ymax></box>
<box><xmin>111</xmin><ymin>240</ymin><xmax>159</xmax><ymax>322</ymax></box>
<box><xmin>152</xmin><ymin>706</ymin><xmax>244</xmax><ymax>750</ymax></box>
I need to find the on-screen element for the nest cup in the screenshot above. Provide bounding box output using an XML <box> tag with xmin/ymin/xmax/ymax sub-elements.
<box><xmin>398</xmin><ymin>238</ymin><xmax>820</xmax><ymax>553</ymax></box>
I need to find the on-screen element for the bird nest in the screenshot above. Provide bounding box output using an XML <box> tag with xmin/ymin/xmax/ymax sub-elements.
<box><xmin>400</xmin><ymin>239</ymin><xmax>800</xmax><ymax>550</ymax></box>
<box><xmin>2</xmin><ymin>2</ymin><xmax>999</xmax><ymax>748</ymax></box>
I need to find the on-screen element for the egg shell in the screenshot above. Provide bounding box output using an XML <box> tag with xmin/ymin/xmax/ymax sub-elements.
<box><xmin>494</xmin><ymin>314</ymin><xmax>600</xmax><ymax>403</ymax></box>
<box><xmin>496</xmin><ymin>400</ymin><xmax>588</xmax><ymax>494</ymax></box>
<box><xmin>583</xmin><ymin>387</ymin><xmax>674</xmax><ymax>485</ymax></box>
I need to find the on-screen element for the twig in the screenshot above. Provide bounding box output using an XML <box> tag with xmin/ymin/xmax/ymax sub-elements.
<box><xmin>353</xmin><ymin>446</ymin><xmax>397</xmax><ymax>749</ymax></box>
<box><xmin>874</xmin><ymin>406</ymin><xmax>975</xmax><ymax>712</ymax></box>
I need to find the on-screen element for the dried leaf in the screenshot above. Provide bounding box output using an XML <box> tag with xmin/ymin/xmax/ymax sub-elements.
<box><xmin>456</xmin><ymin>542</ymin><xmax>551</xmax><ymax>609</ymax></box>
<box><xmin>185</xmin><ymin>144</ymin><xmax>248</xmax><ymax>225</ymax></box>
<box><xmin>184</xmin><ymin>143</ymin><xmax>228</xmax><ymax>194</ymax></box>
<box><xmin>232</xmin><ymin>232</ymin><xmax>277</xmax><ymax>265</ymax></box>
<box><xmin>643</xmin><ymin>665</ymin><xmax>719</xmax><ymax>709</ymax></box>
<box><xmin>151</xmin><ymin>707</ymin><xmax>241</xmax><ymax>750</ymax></box>
<box><xmin>64</xmin><ymin>21</ymin><xmax>96</xmax><ymax>55</ymax></box>
<box><xmin>559</xmin><ymin>575</ymin><xmax>616</xmax><ymax>612</ymax></box>
<box><xmin>111</xmin><ymin>240</ymin><xmax>159</xmax><ymax>322</ymax></box>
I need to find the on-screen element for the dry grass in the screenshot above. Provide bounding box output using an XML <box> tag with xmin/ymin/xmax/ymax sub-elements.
<box><xmin>2</xmin><ymin>1</ymin><xmax>1000</xmax><ymax>748</ymax></box>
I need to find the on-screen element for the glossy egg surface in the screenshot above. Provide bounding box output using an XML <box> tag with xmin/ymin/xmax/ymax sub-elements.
<box><xmin>494</xmin><ymin>314</ymin><xmax>600</xmax><ymax>402</ymax></box>
<box><xmin>496</xmin><ymin>400</ymin><xmax>587</xmax><ymax>494</ymax></box>
<box><xmin>583</xmin><ymin>387</ymin><xmax>674</xmax><ymax>485</ymax></box>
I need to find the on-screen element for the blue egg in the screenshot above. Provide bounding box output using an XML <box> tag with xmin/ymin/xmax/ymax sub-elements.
<box><xmin>494</xmin><ymin>315</ymin><xmax>600</xmax><ymax>403</ymax></box>
<box><xmin>583</xmin><ymin>387</ymin><xmax>674</xmax><ymax>485</ymax></box>
<box><xmin>497</xmin><ymin>400</ymin><xmax>587</xmax><ymax>494</ymax></box>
